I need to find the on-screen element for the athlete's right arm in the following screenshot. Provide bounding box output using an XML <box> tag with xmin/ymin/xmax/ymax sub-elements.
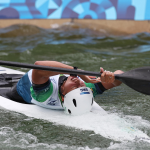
<box><xmin>32</xmin><ymin>61</ymin><xmax>101</xmax><ymax>85</ymax></box>
<box><xmin>32</xmin><ymin>61</ymin><xmax>74</xmax><ymax>84</ymax></box>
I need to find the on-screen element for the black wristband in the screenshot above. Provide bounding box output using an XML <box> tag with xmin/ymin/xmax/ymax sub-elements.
<box><xmin>70</xmin><ymin>66</ymin><xmax>78</xmax><ymax>77</ymax></box>
<box><xmin>96</xmin><ymin>82</ymin><xmax>106</xmax><ymax>92</ymax></box>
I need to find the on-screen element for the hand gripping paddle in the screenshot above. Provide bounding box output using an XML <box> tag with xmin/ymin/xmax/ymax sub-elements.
<box><xmin>0</xmin><ymin>60</ymin><xmax>150</xmax><ymax>95</ymax></box>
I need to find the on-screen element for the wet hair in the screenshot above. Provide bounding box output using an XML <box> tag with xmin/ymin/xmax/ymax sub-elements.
<box><xmin>58</xmin><ymin>76</ymin><xmax>68</xmax><ymax>97</ymax></box>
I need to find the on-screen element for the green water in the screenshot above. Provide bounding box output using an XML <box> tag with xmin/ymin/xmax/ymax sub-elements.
<box><xmin>0</xmin><ymin>24</ymin><xmax>150</xmax><ymax>150</ymax></box>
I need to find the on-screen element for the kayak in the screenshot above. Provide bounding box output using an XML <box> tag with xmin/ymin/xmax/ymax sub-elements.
<box><xmin>0</xmin><ymin>66</ymin><xmax>150</xmax><ymax>142</ymax></box>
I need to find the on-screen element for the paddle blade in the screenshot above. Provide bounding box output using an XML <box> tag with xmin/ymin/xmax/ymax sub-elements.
<box><xmin>115</xmin><ymin>67</ymin><xmax>150</xmax><ymax>95</ymax></box>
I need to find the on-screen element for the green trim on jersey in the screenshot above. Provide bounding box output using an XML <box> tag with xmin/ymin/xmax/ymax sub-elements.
<box><xmin>30</xmin><ymin>83</ymin><xmax>53</xmax><ymax>102</ymax></box>
<box><xmin>85</xmin><ymin>82</ymin><xmax>98</xmax><ymax>97</ymax></box>
<box><xmin>60</xmin><ymin>74</ymin><xmax>64</xmax><ymax>77</ymax></box>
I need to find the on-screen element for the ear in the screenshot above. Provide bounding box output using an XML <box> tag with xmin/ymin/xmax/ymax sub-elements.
<box><xmin>60</xmin><ymin>86</ymin><xmax>65</xmax><ymax>101</ymax></box>
<box><xmin>61</xmin><ymin>95</ymin><xmax>64</xmax><ymax>101</ymax></box>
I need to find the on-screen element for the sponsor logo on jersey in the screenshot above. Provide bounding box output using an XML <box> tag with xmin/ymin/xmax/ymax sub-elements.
<box><xmin>47</xmin><ymin>97</ymin><xmax>58</xmax><ymax>106</ymax></box>
<box><xmin>50</xmin><ymin>78</ymin><xmax>56</xmax><ymax>84</ymax></box>
<box><xmin>44</xmin><ymin>87</ymin><xmax>49</xmax><ymax>92</ymax></box>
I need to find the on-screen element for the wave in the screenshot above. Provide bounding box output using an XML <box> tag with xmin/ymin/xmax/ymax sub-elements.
<box><xmin>0</xmin><ymin>24</ymin><xmax>42</xmax><ymax>37</ymax></box>
<box><xmin>0</xmin><ymin>24</ymin><xmax>150</xmax><ymax>54</ymax></box>
<box><xmin>0</xmin><ymin>24</ymin><xmax>150</xmax><ymax>44</ymax></box>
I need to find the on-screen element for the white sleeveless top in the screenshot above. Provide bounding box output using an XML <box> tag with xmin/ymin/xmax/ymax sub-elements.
<box><xmin>28</xmin><ymin>70</ymin><xmax>64</xmax><ymax>110</ymax></box>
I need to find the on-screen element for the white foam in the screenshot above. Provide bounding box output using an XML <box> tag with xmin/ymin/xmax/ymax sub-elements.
<box><xmin>0</xmin><ymin>96</ymin><xmax>149</xmax><ymax>142</ymax></box>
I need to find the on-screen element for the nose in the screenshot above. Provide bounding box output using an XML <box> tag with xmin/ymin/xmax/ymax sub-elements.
<box><xmin>71</xmin><ymin>76</ymin><xmax>83</xmax><ymax>87</ymax></box>
<box><xmin>75</xmin><ymin>79</ymin><xmax>84</xmax><ymax>88</ymax></box>
<box><xmin>74</xmin><ymin>78</ymin><xmax>80</xmax><ymax>84</ymax></box>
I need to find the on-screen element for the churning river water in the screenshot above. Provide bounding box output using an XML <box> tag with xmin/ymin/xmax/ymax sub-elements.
<box><xmin>0</xmin><ymin>23</ymin><xmax>150</xmax><ymax>150</ymax></box>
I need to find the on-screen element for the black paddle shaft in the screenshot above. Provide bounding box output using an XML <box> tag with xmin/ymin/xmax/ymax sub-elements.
<box><xmin>0</xmin><ymin>60</ymin><xmax>101</xmax><ymax>76</ymax></box>
<box><xmin>0</xmin><ymin>60</ymin><xmax>150</xmax><ymax>95</ymax></box>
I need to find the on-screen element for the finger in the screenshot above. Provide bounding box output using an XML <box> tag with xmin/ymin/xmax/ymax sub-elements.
<box><xmin>105</xmin><ymin>71</ymin><xmax>110</xmax><ymax>83</ymax></box>
<box><xmin>106</xmin><ymin>71</ymin><xmax>110</xmax><ymax>83</ymax></box>
<box><xmin>111</xmin><ymin>72</ymin><xmax>115</xmax><ymax>83</ymax></box>
<box><xmin>105</xmin><ymin>71</ymin><xmax>112</xmax><ymax>83</ymax></box>
<box><xmin>100</xmin><ymin>67</ymin><xmax>104</xmax><ymax>73</ymax></box>
<box><xmin>97</xmin><ymin>77</ymin><xmax>101</xmax><ymax>82</ymax></box>
<box><xmin>90</xmin><ymin>78</ymin><xmax>101</xmax><ymax>82</ymax></box>
<box><xmin>107</xmin><ymin>72</ymin><xmax>115</xmax><ymax>83</ymax></box>
<box><xmin>101</xmin><ymin>71</ymin><xmax>106</xmax><ymax>83</ymax></box>
<box><xmin>108</xmin><ymin>72</ymin><xmax>113</xmax><ymax>83</ymax></box>
<box><xmin>88</xmin><ymin>76</ymin><xmax>97</xmax><ymax>79</ymax></box>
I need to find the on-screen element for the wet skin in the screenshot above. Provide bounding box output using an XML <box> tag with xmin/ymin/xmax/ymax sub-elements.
<box><xmin>61</xmin><ymin>76</ymin><xmax>86</xmax><ymax>96</ymax></box>
<box><xmin>61</xmin><ymin>69</ymin><xmax>123</xmax><ymax>101</ymax></box>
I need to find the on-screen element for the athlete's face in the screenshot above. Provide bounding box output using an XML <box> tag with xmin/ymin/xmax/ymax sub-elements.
<box><xmin>61</xmin><ymin>76</ymin><xmax>86</xmax><ymax>95</ymax></box>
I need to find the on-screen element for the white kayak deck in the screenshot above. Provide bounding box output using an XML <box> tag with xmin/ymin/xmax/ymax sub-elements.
<box><xmin>0</xmin><ymin>66</ymin><xmax>150</xmax><ymax>142</ymax></box>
